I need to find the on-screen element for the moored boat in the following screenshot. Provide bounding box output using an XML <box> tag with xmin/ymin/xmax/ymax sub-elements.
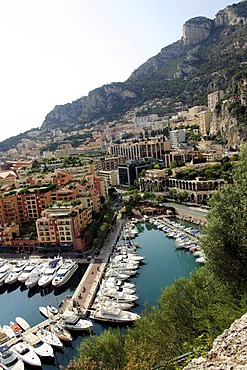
<box><xmin>15</xmin><ymin>317</ymin><xmax>30</xmax><ymax>332</ymax></box>
<box><xmin>5</xmin><ymin>262</ymin><xmax>27</xmax><ymax>285</ymax></box>
<box><xmin>59</xmin><ymin>310</ymin><xmax>93</xmax><ymax>331</ymax></box>
<box><xmin>18</xmin><ymin>261</ymin><xmax>37</xmax><ymax>283</ymax></box>
<box><xmin>49</xmin><ymin>322</ymin><xmax>72</xmax><ymax>341</ymax></box>
<box><xmin>11</xmin><ymin>342</ymin><xmax>41</xmax><ymax>367</ymax></box>
<box><xmin>2</xmin><ymin>325</ymin><xmax>16</xmax><ymax>339</ymax></box>
<box><xmin>39</xmin><ymin>305</ymin><xmax>59</xmax><ymax>319</ymax></box>
<box><xmin>23</xmin><ymin>332</ymin><xmax>54</xmax><ymax>357</ymax></box>
<box><xmin>52</xmin><ymin>260</ymin><xmax>78</xmax><ymax>287</ymax></box>
<box><xmin>38</xmin><ymin>258</ymin><xmax>62</xmax><ymax>287</ymax></box>
<box><xmin>36</xmin><ymin>327</ymin><xmax>63</xmax><ymax>348</ymax></box>
<box><xmin>0</xmin><ymin>345</ymin><xmax>24</xmax><ymax>370</ymax></box>
<box><xmin>90</xmin><ymin>306</ymin><xmax>140</xmax><ymax>324</ymax></box>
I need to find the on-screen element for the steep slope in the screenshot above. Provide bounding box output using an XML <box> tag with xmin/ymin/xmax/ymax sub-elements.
<box><xmin>41</xmin><ymin>1</ymin><xmax>247</xmax><ymax>131</ymax></box>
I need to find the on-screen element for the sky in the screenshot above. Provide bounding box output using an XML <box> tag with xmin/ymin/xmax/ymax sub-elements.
<box><xmin>0</xmin><ymin>0</ymin><xmax>235</xmax><ymax>142</ymax></box>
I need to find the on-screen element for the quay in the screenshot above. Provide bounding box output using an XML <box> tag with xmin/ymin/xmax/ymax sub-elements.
<box><xmin>60</xmin><ymin>217</ymin><xmax>124</xmax><ymax>317</ymax></box>
<box><xmin>155</xmin><ymin>216</ymin><xmax>200</xmax><ymax>243</ymax></box>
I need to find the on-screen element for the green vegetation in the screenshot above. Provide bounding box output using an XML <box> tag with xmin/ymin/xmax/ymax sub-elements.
<box><xmin>68</xmin><ymin>146</ymin><xmax>247</xmax><ymax>370</ymax></box>
<box><xmin>175</xmin><ymin>158</ymin><xmax>233</xmax><ymax>180</ymax></box>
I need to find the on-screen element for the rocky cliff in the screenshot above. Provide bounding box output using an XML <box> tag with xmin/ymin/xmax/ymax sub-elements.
<box><xmin>184</xmin><ymin>312</ymin><xmax>247</xmax><ymax>369</ymax></box>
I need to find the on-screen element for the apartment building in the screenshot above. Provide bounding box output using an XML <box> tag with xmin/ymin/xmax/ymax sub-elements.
<box><xmin>208</xmin><ymin>90</ymin><xmax>224</xmax><ymax>112</ymax></box>
<box><xmin>98</xmin><ymin>170</ymin><xmax>119</xmax><ymax>187</ymax></box>
<box><xmin>96</xmin><ymin>156</ymin><xmax>126</xmax><ymax>171</ymax></box>
<box><xmin>109</xmin><ymin>139</ymin><xmax>171</xmax><ymax>161</ymax></box>
<box><xmin>198</xmin><ymin>111</ymin><xmax>213</xmax><ymax>135</ymax></box>
<box><xmin>36</xmin><ymin>204</ymin><xmax>92</xmax><ymax>251</ymax></box>
<box><xmin>0</xmin><ymin>196</ymin><xmax>20</xmax><ymax>226</ymax></box>
<box><xmin>169</xmin><ymin>130</ymin><xmax>186</xmax><ymax>150</ymax></box>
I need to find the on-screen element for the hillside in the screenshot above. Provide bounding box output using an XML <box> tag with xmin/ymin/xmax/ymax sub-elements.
<box><xmin>40</xmin><ymin>1</ymin><xmax>247</xmax><ymax>131</ymax></box>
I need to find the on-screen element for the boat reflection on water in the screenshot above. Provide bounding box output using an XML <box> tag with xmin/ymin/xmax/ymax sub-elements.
<box><xmin>7</xmin><ymin>281</ymin><xmax>20</xmax><ymax>293</ymax></box>
<box><xmin>40</xmin><ymin>285</ymin><xmax>54</xmax><ymax>297</ymax></box>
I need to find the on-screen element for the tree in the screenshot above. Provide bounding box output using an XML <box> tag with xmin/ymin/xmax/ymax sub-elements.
<box><xmin>201</xmin><ymin>145</ymin><xmax>247</xmax><ymax>286</ymax></box>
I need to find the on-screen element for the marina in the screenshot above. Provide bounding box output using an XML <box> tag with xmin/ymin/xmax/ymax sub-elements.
<box><xmin>0</xmin><ymin>217</ymin><xmax>199</xmax><ymax>369</ymax></box>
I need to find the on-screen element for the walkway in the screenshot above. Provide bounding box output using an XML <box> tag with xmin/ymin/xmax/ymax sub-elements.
<box><xmin>63</xmin><ymin>217</ymin><xmax>124</xmax><ymax>317</ymax></box>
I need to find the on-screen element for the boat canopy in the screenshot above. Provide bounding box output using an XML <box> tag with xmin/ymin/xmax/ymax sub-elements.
<box><xmin>49</xmin><ymin>259</ymin><xmax>60</xmax><ymax>266</ymax></box>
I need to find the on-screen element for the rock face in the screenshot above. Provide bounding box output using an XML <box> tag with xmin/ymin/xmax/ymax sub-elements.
<box><xmin>215</xmin><ymin>3</ymin><xmax>247</xmax><ymax>26</ymax></box>
<box><xmin>184</xmin><ymin>312</ymin><xmax>247</xmax><ymax>369</ymax></box>
<box><xmin>182</xmin><ymin>17</ymin><xmax>213</xmax><ymax>46</ymax></box>
<box><xmin>210</xmin><ymin>105</ymin><xmax>244</xmax><ymax>148</ymax></box>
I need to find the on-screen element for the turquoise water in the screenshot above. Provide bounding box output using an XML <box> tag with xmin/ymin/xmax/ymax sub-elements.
<box><xmin>0</xmin><ymin>222</ymin><xmax>198</xmax><ymax>369</ymax></box>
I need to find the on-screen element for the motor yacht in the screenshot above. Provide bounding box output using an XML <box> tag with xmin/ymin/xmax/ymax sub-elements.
<box><xmin>52</xmin><ymin>260</ymin><xmax>78</xmax><ymax>287</ymax></box>
<box><xmin>39</xmin><ymin>305</ymin><xmax>58</xmax><ymax>319</ymax></box>
<box><xmin>11</xmin><ymin>342</ymin><xmax>41</xmax><ymax>367</ymax></box>
<box><xmin>25</xmin><ymin>262</ymin><xmax>48</xmax><ymax>289</ymax></box>
<box><xmin>2</xmin><ymin>325</ymin><xmax>16</xmax><ymax>339</ymax></box>
<box><xmin>0</xmin><ymin>345</ymin><xmax>24</xmax><ymax>370</ymax></box>
<box><xmin>38</xmin><ymin>258</ymin><xmax>62</xmax><ymax>287</ymax></box>
<box><xmin>23</xmin><ymin>332</ymin><xmax>54</xmax><ymax>357</ymax></box>
<box><xmin>92</xmin><ymin>297</ymin><xmax>134</xmax><ymax>311</ymax></box>
<box><xmin>0</xmin><ymin>263</ymin><xmax>13</xmax><ymax>286</ymax></box>
<box><xmin>36</xmin><ymin>328</ymin><xmax>63</xmax><ymax>348</ymax></box>
<box><xmin>97</xmin><ymin>288</ymin><xmax>138</xmax><ymax>302</ymax></box>
<box><xmin>5</xmin><ymin>261</ymin><xmax>27</xmax><ymax>285</ymax></box>
<box><xmin>49</xmin><ymin>322</ymin><xmax>72</xmax><ymax>341</ymax></box>
<box><xmin>90</xmin><ymin>306</ymin><xmax>140</xmax><ymax>324</ymax></box>
<box><xmin>59</xmin><ymin>310</ymin><xmax>93</xmax><ymax>331</ymax></box>
<box><xmin>18</xmin><ymin>261</ymin><xmax>37</xmax><ymax>283</ymax></box>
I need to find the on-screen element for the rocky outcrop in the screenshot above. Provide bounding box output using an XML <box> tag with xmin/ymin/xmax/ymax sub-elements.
<box><xmin>182</xmin><ymin>17</ymin><xmax>213</xmax><ymax>46</ymax></box>
<box><xmin>210</xmin><ymin>104</ymin><xmax>243</xmax><ymax>148</ymax></box>
<box><xmin>215</xmin><ymin>3</ymin><xmax>247</xmax><ymax>26</ymax></box>
<box><xmin>184</xmin><ymin>312</ymin><xmax>247</xmax><ymax>369</ymax></box>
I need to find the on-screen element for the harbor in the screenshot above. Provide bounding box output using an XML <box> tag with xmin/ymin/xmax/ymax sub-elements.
<box><xmin>0</xmin><ymin>216</ymin><xmax>199</xmax><ymax>369</ymax></box>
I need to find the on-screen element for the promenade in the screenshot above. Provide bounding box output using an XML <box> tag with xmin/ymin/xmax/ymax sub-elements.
<box><xmin>64</xmin><ymin>217</ymin><xmax>124</xmax><ymax>317</ymax></box>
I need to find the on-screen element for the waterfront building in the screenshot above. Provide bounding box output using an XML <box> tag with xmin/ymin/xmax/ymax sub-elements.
<box><xmin>36</xmin><ymin>203</ymin><xmax>91</xmax><ymax>251</ymax></box>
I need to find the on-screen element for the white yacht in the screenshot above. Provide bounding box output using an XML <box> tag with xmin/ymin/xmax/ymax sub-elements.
<box><xmin>25</xmin><ymin>262</ymin><xmax>48</xmax><ymax>289</ymax></box>
<box><xmin>5</xmin><ymin>261</ymin><xmax>27</xmax><ymax>285</ymax></box>
<box><xmin>15</xmin><ymin>317</ymin><xmax>30</xmax><ymax>332</ymax></box>
<box><xmin>39</xmin><ymin>305</ymin><xmax>58</xmax><ymax>319</ymax></box>
<box><xmin>18</xmin><ymin>261</ymin><xmax>37</xmax><ymax>283</ymax></box>
<box><xmin>49</xmin><ymin>322</ymin><xmax>72</xmax><ymax>342</ymax></box>
<box><xmin>0</xmin><ymin>345</ymin><xmax>24</xmax><ymax>370</ymax></box>
<box><xmin>52</xmin><ymin>260</ymin><xmax>78</xmax><ymax>287</ymax></box>
<box><xmin>100</xmin><ymin>285</ymin><xmax>135</xmax><ymax>295</ymax></box>
<box><xmin>36</xmin><ymin>328</ymin><xmax>63</xmax><ymax>348</ymax></box>
<box><xmin>2</xmin><ymin>325</ymin><xmax>15</xmax><ymax>339</ymax></box>
<box><xmin>11</xmin><ymin>342</ymin><xmax>41</xmax><ymax>367</ymax></box>
<box><xmin>90</xmin><ymin>306</ymin><xmax>140</xmax><ymax>324</ymax></box>
<box><xmin>38</xmin><ymin>258</ymin><xmax>62</xmax><ymax>287</ymax></box>
<box><xmin>92</xmin><ymin>297</ymin><xmax>134</xmax><ymax>311</ymax></box>
<box><xmin>0</xmin><ymin>263</ymin><xmax>13</xmax><ymax>286</ymax></box>
<box><xmin>23</xmin><ymin>333</ymin><xmax>54</xmax><ymax>358</ymax></box>
<box><xmin>101</xmin><ymin>277</ymin><xmax>136</xmax><ymax>290</ymax></box>
<box><xmin>59</xmin><ymin>310</ymin><xmax>93</xmax><ymax>331</ymax></box>
<box><xmin>97</xmin><ymin>288</ymin><xmax>138</xmax><ymax>302</ymax></box>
